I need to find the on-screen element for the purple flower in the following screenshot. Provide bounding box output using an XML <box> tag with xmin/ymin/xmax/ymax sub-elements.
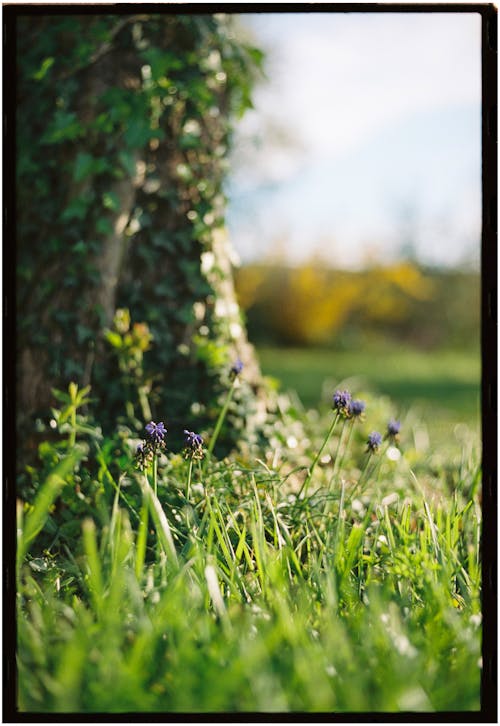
<box><xmin>230</xmin><ymin>358</ymin><xmax>244</xmax><ymax>379</ymax></box>
<box><xmin>183</xmin><ymin>429</ymin><xmax>204</xmax><ymax>460</ymax></box>
<box><xmin>145</xmin><ymin>421</ymin><xmax>167</xmax><ymax>444</ymax></box>
<box><xmin>387</xmin><ymin>420</ymin><xmax>401</xmax><ymax>439</ymax></box>
<box><xmin>184</xmin><ymin>429</ymin><xmax>203</xmax><ymax>448</ymax></box>
<box><xmin>333</xmin><ymin>389</ymin><xmax>352</xmax><ymax>416</ymax></box>
<box><xmin>348</xmin><ymin>399</ymin><xmax>366</xmax><ymax>418</ymax></box>
<box><xmin>366</xmin><ymin>431</ymin><xmax>382</xmax><ymax>453</ymax></box>
<box><xmin>134</xmin><ymin>421</ymin><xmax>167</xmax><ymax>470</ymax></box>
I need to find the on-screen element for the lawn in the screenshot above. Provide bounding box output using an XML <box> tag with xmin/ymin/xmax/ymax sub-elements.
<box><xmin>14</xmin><ymin>357</ymin><xmax>485</xmax><ymax>715</ymax></box>
<box><xmin>257</xmin><ymin>344</ymin><xmax>481</xmax><ymax>448</ymax></box>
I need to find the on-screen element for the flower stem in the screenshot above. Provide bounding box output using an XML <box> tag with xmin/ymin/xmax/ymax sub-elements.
<box><xmin>206</xmin><ymin>379</ymin><xmax>236</xmax><ymax>461</ymax></box>
<box><xmin>336</xmin><ymin>419</ymin><xmax>355</xmax><ymax>475</ymax></box>
<box><xmin>296</xmin><ymin>412</ymin><xmax>340</xmax><ymax>502</ymax></box>
<box><xmin>69</xmin><ymin>404</ymin><xmax>77</xmax><ymax>449</ymax></box>
<box><xmin>331</xmin><ymin>418</ymin><xmax>348</xmax><ymax>480</ymax></box>
<box><xmin>186</xmin><ymin>458</ymin><xmax>193</xmax><ymax>501</ymax></box>
<box><xmin>371</xmin><ymin>443</ymin><xmax>388</xmax><ymax>483</ymax></box>
<box><xmin>349</xmin><ymin>442</ymin><xmax>388</xmax><ymax>503</ymax></box>
<box><xmin>350</xmin><ymin>452</ymin><xmax>374</xmax><ymax>502</ymax></box>
<box><xmin>153</xmin><ymin>454</ymin><xmax>158</xmax><ymax>498</ymax></box>
<box><xmin>323</xmin><ymin>421</ymin><xmax>354</xmax><ymax>518</ymax></box>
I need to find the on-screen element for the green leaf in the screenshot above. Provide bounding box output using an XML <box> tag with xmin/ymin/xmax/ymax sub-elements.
<box><xmin>92</xmin><ymin>112</ymin><xmax>114</xmax><ymax>133</ymax></box>
<box><xmin>135</xmin><ymin>501</ymin><xmax>149</xmax><ymax>579</ymax></box>
<box><xmin>68</xmin><ymin>382</ymin><xmax>78</xmax><ymax>402</ymax></box>
<box><xmin>82</xmin><ymin>518</ymin><xmax>104</xmax><ymax>613</ymax></box>
<box><xmin>17</xmin><ymin>447</ymin><xmax>86</xmax><ymax>572</ymax></box>
<box><xmin>96</xmin><ymin>217</ymin><xmax>114</xmax><ymax>236</ymax></box>
<box><xmin>75</xmin><ymin>384</ymin><xmax>92</xmax><ymax>406</ymax></box>
<box><xmin>141</xmin><ymin>47</ymin><xmax>184</xmax><ymax>80</ymax></box>
<box><xmin>51</xmin><ymin>388</ymin><xmax>71</xmax><ymax>404</ymax></box>
<box><xmin>123</xmin><ymin>121</ymin><xmax>154</xmax><ymax>149</ymax></box>
<box><xmin>118</xmin><ymin>151</ymin><xmax>137</xmax><ymax>177</ymax></box>
<box><xmin>72</xmin><ymin>240</ymin><xmax>87</xmax><ymax>255</ymax></box>
<box><xmin>73</xmin><ymin>152</ymin><xmax>109</xmax><ymax>182</ymax></box>
<box><xmin>32</xmin><ymin>57</ymin><xmax>55</xmax><ymax>81</ymax></box>
<box><xmin>41</xmin><ymin>110</ymin><xmax>84</xmax><ymax>144</ymax></box>
<box><xmin>104</xmin><ymin>331</ymin><xmax>123</xmax><ymax>349</ymax></box>
<box><xmin>140</xmin><ymin>475</ymin><xmax>179</xmax><ymax>567</ymax></box>
<box><xmin>102</xmin><ymin>192</ymin><xmax>119</xmax><ymax>211</ymax></box>
<box><xmin>61</xmin><ymin>195</ymin><xmax>92</xmax><ymax>222</ymax></box>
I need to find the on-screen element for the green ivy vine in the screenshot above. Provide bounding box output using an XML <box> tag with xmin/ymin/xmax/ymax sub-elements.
<box><xmin>17</xmin><ymin>12</ymin><xmax>266</xmax><ymax>453</ymax></box>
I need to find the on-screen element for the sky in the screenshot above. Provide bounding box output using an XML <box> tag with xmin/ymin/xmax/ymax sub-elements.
<box><xmin>225</xmin><ymin>11</ymin><xmax>482</xmax><ymax>269</ymax></box>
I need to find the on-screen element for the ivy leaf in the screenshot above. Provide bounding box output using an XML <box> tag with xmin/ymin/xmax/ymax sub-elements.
<box><xmin>123</xmin><ymin>121</ymin><xmax>163</xmax><ymax>149</ymax></box>
<box><xmin>72</xmin><ymin>241</ymin><xmax>87</xmax><ymax>255</ymax></box>
<box><xmin>32</xmin><ymin>57</ymin><xmax>55</xmax><ymax>81</ymax></box>
<box><xmin>102</xmin><ymin>192</ymin><xmax>119</xmax><ymax>212</ymax></box>
<box><xmin>76</xmin><ymin>324</ymin><xmax>93</xmax><ymax>344</ymax></box>
<box><xmin>92</xmin><ymin>112</ymin><xmax>114</xmax><ymax>134</ymax></box>
<box><xmin>141</xmin><ymin>48</ymin><xmax>184</xmax><ymax>80</ymax></box>
<box><xmin>73</xmin><ymin>152</ymin><xmax>109</xmax><ymax>182</ymax></box>
<box><xmin>96</xmin><ymin>217</ymin><xmax>114</xmax><ymax>236</ymax></box>
<box><xmin>118</xmin><ymin>151</ymin><xmax>137</xmax><ymax>177</ymax></box>
<box><xmin>41</xmin><ymin>110</ymin><xmax>84</xmax><ymax>144</ymax></box>
<box><xmin>62</xmin><ymin>195</ymin><xmax>92</xmax><ymax>222</ymax></box>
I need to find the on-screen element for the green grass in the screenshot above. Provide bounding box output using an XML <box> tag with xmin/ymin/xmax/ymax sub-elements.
<box><xmin>15</xmin><ymin>378</ymin><xmax>483</xmax><ymax>715</ymax></box>
<box><xmin>257</xmin><ymin>344</ymin><xmax>481</xmax><ymax>447</ymax></box>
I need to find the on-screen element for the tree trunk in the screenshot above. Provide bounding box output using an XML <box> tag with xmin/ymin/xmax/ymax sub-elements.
<box><xmin>16</xmin><ymin>13</ymin><xmax>269</xmax><ymax>457</ymax></box>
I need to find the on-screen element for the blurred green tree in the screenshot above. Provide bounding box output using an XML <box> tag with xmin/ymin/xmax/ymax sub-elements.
<box><xmin>15</xmin><ymin>12</ymin><xmax>268</xmax><ymax>454</ymax></box>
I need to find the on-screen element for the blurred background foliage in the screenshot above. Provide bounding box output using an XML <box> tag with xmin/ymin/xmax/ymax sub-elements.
<box><xmin>234</xmin><ymin>260</ymin><xmax>480</xmax><ymax>446</ymax></box>
<box><xmin>235</xmin><ymin>260</ymin><xmax>479</xmax><ymax>350</ymax></box>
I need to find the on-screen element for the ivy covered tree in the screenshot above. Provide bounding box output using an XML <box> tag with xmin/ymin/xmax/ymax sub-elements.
<box><xmin>16</xmin><ymin>11</ymin><xmax>270</xmax><ymax>456</ymax></box>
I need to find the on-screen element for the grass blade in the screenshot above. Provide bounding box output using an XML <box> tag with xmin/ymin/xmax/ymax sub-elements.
<box><xmin>140</xmin><ymin>474</ymin><xmax>179</xmax><ymax>568</ymax></box>
<box><xmin>135</xmin><ymin>499</ymin><xmax>149</xmax><ymax>579</ymax></box>
<box><xmin>17</xmin><ymin>447</ymin><xmax>85</xmax><ymax>574</ymax></box>
<box><xmin>82</xmin><ymin>518</ymin><xmax>104</xmax><ymax>615</ymax></box>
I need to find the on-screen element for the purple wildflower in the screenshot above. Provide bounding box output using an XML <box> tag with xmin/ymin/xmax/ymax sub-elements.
<box><xmin>348</xmin><ymin>399</ymin><xmax>366</xmax><ymax>418</ymax></box>
<box><xmin>333</xmin><ymin>389</ymin><xmax>352</xmax><ymax>416</ymax></box>
<box><xmin>387</xmin><ymin>420</ymin><xmax>401</xmax><ymax>440</ymax></box>
<box><xmin>133</xmin><ymin>420</ymin><xmax>167</xmax><ymax>468</ymax></box>
<box><xmin>183</xmin><ymin>429</ymin><xmax>204</xmax><ymax>460</ymax></box>
<box><xmin>366</xmin><ymin>431</ymin><xmax>383</xmax><ymax>453</ymax></box>
<box><xmin>145</xmin><ymin>421</ymin><xmax>167</xmax><ymax>445</ymax></box>
<box><xmin>230</xmin><ymin>358</ymin><xmax>244</xmax><ymax>379</ymax></box>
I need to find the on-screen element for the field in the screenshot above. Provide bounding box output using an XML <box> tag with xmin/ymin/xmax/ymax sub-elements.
<box><xmin>257</xmin><ymin>344</ymin><xmax>481</xmax><ymax>449</ymax></box>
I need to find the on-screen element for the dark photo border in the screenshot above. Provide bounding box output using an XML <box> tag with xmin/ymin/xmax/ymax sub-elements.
<box><xmin>3</xmin><ymin>3</ymin><xmax>497</xmax><ymax>722</ymax></box>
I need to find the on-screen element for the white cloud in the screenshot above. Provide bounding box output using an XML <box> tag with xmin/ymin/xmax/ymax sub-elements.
<box><xmin>228</xmin><ymin>11</ymin><xmax>481</xmax><ymax>268</ymax></box>
<box><xmin>239</xmin><ymin>12</ymin><xmax>481</xmax><ymax>162</ymax></box>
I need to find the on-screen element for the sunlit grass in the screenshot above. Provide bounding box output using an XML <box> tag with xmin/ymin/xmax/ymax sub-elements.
<box><xmin>15</xmin><ymin>378</ymin><xmax>482</xmax><ymax>714</ymax></box>
<box><xmin>257</xmin><ymin>344</ymin><xmax>480</xmax><ymax>446</ymax></box>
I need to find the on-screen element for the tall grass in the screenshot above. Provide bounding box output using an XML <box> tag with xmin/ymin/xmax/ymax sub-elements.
<box><xmin>15</xmin><ymin>380</ymin><xmax>482</xmax><ymax>714</ymax></box>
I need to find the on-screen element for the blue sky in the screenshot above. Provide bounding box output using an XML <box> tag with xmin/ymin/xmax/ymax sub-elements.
<box><xmin>226</xmin><ymin>11</ymin><xmax>482</xmax><ymax>269</ymax></box>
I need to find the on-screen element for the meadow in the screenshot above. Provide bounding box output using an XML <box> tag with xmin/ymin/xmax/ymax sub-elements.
<box><xmin>15</xmin><ymin>361</ymin><xmax>483</xmax><ymax>715</ymax></box>
<box><xmin>257</xmin><ymin>344</ymin><xmax>481</xmax><ymax>448</ymax></box>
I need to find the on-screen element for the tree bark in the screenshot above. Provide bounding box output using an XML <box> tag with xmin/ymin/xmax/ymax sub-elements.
<box><xmin>16</xmin><ymin>13</ymin><xmax>269</xmax><ymax>456</ymax></box>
